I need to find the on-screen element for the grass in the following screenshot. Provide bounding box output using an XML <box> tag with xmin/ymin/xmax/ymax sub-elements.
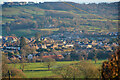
<box><xmin>2</xmin><ymin>6</ymin><xmax>45</xmax><ymax>16</ymax></box>
<box><xmin>3</xmin><ymin>7</ymin><xmax>21</xmax><ymax>15</ymax></box>
<box><xmin>2</xmin><ymin>18</ymin><xmax>15</xmax><ymax>23</ymax></box>
<box><xmin>2</xmin><ymin>29</ymin><xmax>55</xmax><ymax>38</ymax></box>
<box><xmin>9</xmin><ymin>60</ymin><xmax>106</xmax><ymax>78</ymax></box>
<box><xmin>39</xmin><ymin>28</ymin><xmax>59</xmax><ymax>31</ymax></box>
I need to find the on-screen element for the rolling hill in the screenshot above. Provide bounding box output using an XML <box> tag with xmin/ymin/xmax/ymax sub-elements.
<box><xmin>2</xmin><ymin>2</ymin><xmax>119</xmax><ymax>37</ymax></box>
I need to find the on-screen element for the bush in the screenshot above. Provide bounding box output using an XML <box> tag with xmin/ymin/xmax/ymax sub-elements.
<box><xmin>53</xmin><ymin>61</ymin><xmax>100</xmax><ymax>78</ymax></box>
<box><xmin>77</xmin><ymin>61</ymin><xmax>100</xmax><ymax>78</ymax></box>
<box><xmin>2</xmin><ymin>64</ymin><xmax>26</xmax><ymax>78</ymax></box>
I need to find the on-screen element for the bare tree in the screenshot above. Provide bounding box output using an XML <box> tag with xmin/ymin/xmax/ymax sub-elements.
<box><xmin>6</xmin><ymin>26</ymin><xmax>10</xmax><ymax>35</ymax></box>
<box><xmin>65</xmin><ymin>54</ymin><xmax>71</xmax><ymax>61</ymax></box>
<box><xmin>93</xmin><ymin>48</ymin><xmax>98</xmax><ymax>64</ymax></box>
<box><xmin>43</xmin><ymin>58</ymin><xmax>56</xmax><ymax>71</ymax></box>
<box><xmin>53</xmin><ymin>65</ymin><xmax>80</xmax><ymax>78</ymax></box>
<box><xmin>2</xmin><ymin>55</ymin><xmax>25</xmax><ymax>78</ymax></box>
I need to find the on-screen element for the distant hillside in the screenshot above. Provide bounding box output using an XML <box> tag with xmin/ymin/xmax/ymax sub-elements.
<box><xmin>38</xmin><ymin>2</ymin><xmax>118</xmax><ymax>18</ymax></box>
<box><xmin>2</xmin><ymin>2</ymin><xmax>119</xmax><ymax>37</ymax></box>
<box><xmin>3</xmin><ymin>2</ymin><xmax>118</xmax><ymax>18</ymax></box>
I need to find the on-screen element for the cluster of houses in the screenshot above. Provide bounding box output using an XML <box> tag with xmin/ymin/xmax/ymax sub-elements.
<box><xmin>4</xmin><ymin>2</ymin><xmax>29</xmax><ymax>5</ymax></box>
<box><xmin>3</xmin><ymin>1</ymin><xmax>44</xmax><ymax>6</ymax></box>
<box><xmin>1</xmin><ymin>36</ymin><xmax>74</xmax><ymax>61</ymax></box>
<box><xmin>1</xmin><ymin>31</ymin><xmax>118</xmax><ymax>61</ymax></box>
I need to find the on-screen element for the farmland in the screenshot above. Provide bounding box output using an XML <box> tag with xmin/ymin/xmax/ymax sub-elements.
<box><xmin>9</xmin><ymin>60</ymin><xmax>107</xmax><ymax>78</ymax></box>
<box><xmin>2</xmin><ymin>2</ymin><xmax>118</xmax><ymax>37</ymax></box>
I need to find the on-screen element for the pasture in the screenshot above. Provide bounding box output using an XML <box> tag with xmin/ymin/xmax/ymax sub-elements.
<box><xmin>9</xmin><ymin>60</ymin><xmax>107</xmax><ymax>78</ymax></box>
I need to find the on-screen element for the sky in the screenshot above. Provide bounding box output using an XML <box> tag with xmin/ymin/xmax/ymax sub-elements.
<box><xmin>0</xmin><ymin>0</ymin><xmax>120</xmax><ymax>4</ymax></box>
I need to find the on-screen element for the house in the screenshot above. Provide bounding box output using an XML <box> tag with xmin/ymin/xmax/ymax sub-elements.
<box><xmin>5</xmin><ymin>47</ymin><xmax>20</xmax><ymax>50</ymax></box>
<box><xmin>16</xmin><ymin>55</ymin><xmax>21</xmax><ymax>59</ymax></box>
<box><xmin>51</xmin><ymin>44</ymin><xmax>58</xmax><ymax>49</ymax></box>
<box><xmin>28</xmin><ymin>54</ymin><xmax>33</xmax><ymax>60</ymax></box>
<box><xmin>4</xmin><ymin>2</ymin><xmax>13</xmax><ymax>5</ymax></box>
<box><xmin>28</xmin><ymin>2</ymin><xmax>35</xmax><ymax>5</ymax></box>
<box><xmin>37</xmin><ymin>44</ymin><xmax>42</xmax><ymax>48</ymax></box>
<box><xmin>12</xmin><ymin>2</ymin><xmax>20</xmax><ymax>5</ymax></box>
<box><xmin>3</xmin><ymin>43</ymin><xmax>7</xmax><ymax>47</ymax></box>
<box><xmin>42</xmin><ymin>38</ymin><xmax>47</xmax><ymax>41</ymax></box>
<box><xmin>35</xmin><ymin>45</ymin><xmax>39</xmax><ymax>49</ymax></box>
<box><xmin>87</xmin><ymin>45</ymin><xmax>92</xmax><ymax>48</ymax></box>
<box><xmin>65</xmin><ymin>44</ymin><xmax>74</xmax><ymax>48</ymax></box>
<box><xmin>42</xmin><ymin>53</ymin><xmax>64</xmax><ymax>60</ymax></box>
<box><xmin>42</xmin><ymin>44</ymin><xmax>47</xmax><ymax>49</ymax></box>
<box><xmin>19</xmin><ymin>2</ymin><xmax>27</xmax><ymax>5</ymax></box>
<box><xmin>0</xmin><ymin>36</ymin><xmax>2</xmax><ymax>39</ymax></box>
<box><xmin>92</xmin><ymin>41</ymin><xmax>98</xmax><ymax>46</ymax></box>
<box><xmin>24</xmin><ymin>37</ymin><xmax>30</xmax><ymax>43</ymax></box>
<box><xmin>57</xmin><ymin>55</ymin><xmax>64</xmax><ymax>59</ymax></box>
<box><xmin>46</xmin><ymin>43</ymin><xmax>51</xmax><ymax>46</ymax></box>
<box><xmin>98</xmin><ymin>42</ymin><xmax>103</xmax><ymax>46</ymax></box>
<box><xmin>104</xmin><ymin>45</ymin><xmax>112</xmax><ymax>51</ymax></box>
<box><xmin>42</xmin><ymin>55</ymin><xmax>56</xmax><ymax>59</ymax></box>
<box><xmin>10</xmin><ymin>55</ymin><xmax>17</xmax><ymax>60</ymax></box>
<box><xmin>4</xmin><ymin>36</ymin><xmax>18</xmax><ymax>42</ymax></box>
<box><xmin>4</xmin><ymin>2</ymin><xmax>27</xmax><ymax>6</ymax></box>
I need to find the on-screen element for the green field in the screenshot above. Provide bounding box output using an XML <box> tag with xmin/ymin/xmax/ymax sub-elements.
<box><xmin>39</xmin><ymin>28</ymin><xmax>59</xmax><ymax>31</ymax></box>
<box><xmin>9</xmin><ymin>60</ymin><xmax>107</xmax><ymax>78</ymax></box>
<box><xmin>2</xmin><ymin>4</ymin><xmax>118</xmax><ymax>37</ymax></box>
<box><xmin>2</xmin><ymin>29</ymin><xmax>55</xmax><ymax>38</ymax></box>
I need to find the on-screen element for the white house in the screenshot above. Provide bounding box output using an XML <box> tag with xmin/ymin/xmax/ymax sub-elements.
<box><xmin>65</xmin><ymin>44</ymin><xmax>74</xmax><ymax>48</ymax></box>
<box><xmin>28</xmin><ymin>54</ymin><xmax>33</xmax><ymax>60</ymax></box>
<box><xmin>42</xmin><ymin>44</ymin><xmax>47</xmax><ymax>49</ymax></box>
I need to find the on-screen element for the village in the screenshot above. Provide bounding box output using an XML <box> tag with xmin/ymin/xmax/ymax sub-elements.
<box><xmin>1</xmin><ymin>1</ymin><xmax>119</xmax><ymax>79</ymax></box>
<box><xmin>3</xmin><ymin>1</ymin><xmax>57</xmax><ymax>6</ymax></box>
<box><xmin>4</xmin><ymin>2</ymin><xmax>41</xmax><ymax>6</ymax></box>
<box><xmin>0</xmin><ymin>31</ymin><xmax>118</xmax><ymax>62</ymax></box>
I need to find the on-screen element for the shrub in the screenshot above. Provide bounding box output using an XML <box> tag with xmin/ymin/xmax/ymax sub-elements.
<box><xmin>53</xmin><ymin>61</ymin><xmax>100</xmax><ymax>78</ymax></box>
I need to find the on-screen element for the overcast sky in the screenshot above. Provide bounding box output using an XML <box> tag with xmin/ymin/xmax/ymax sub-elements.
<box><xmin>0</xmin><ymin>0</ymin><xmax>120</xmax><ymax>4</ymax></box>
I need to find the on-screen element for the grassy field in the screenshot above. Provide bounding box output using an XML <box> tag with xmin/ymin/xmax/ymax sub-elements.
<box><xmin>2</xmin><ymin>29</ymin><xmax>56</xmax><ymax>38</ymax></box>
<box><xmin>38</xmin><ymin>28</ymin><xmax>59</xmax><ymax>31</ymax></box>
<box><xmin>9</xmin><ymin>60</ymin><xmax>107</xmax><ymax>78</ymax></box>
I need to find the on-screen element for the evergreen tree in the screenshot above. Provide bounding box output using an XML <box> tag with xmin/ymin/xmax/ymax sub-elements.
<box><xmin>20</xmin><ymin>37</ymin><xmax>27</xmax><ymax>48</ymax></box>
<box><xmin>35</xmin><ymin>32</ymin><xmax>41</xmax><ymax>44</ymax></box>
